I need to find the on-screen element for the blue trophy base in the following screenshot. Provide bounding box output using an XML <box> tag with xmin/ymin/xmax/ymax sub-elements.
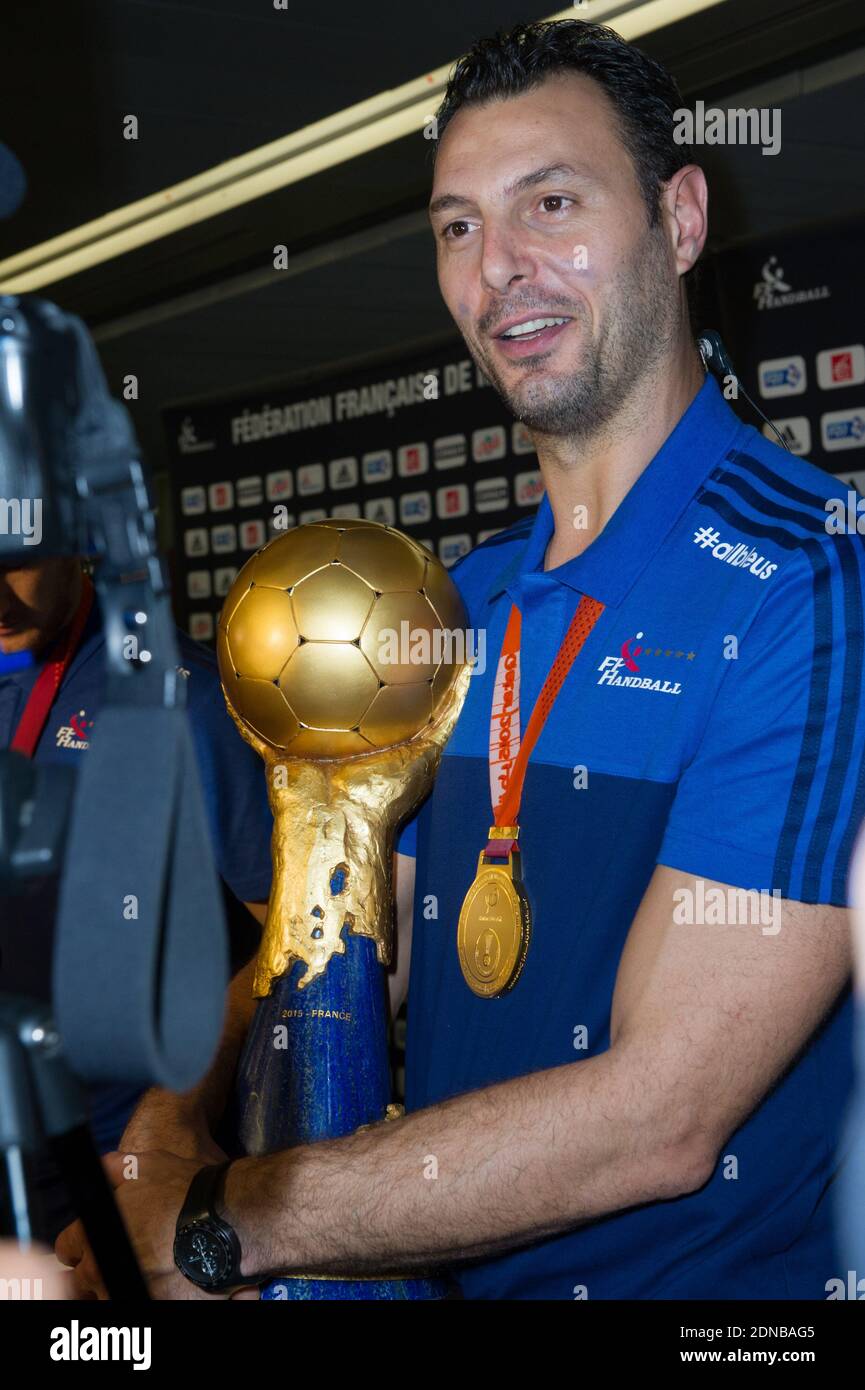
<box><xmin>232</xmin><ymin>932</ymin><xmax>448</xmax><ymax>1300</ymax></box>
<box><xmin>261</xmin><ymin>1276</ymin><xmax>447</xmax><ymax>1301</ymax></box>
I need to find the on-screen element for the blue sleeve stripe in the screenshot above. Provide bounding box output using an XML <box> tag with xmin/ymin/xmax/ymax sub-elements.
<box><xmin>699</xmin><ymin>487</ymin><xmax>864</xmax><ymax>903</ymax></box>
<box><xmin>703</xmin><ymin>481</ymin><xmax>865</xmax><ymax>896</ymax></box>
<box><xmin>710</xmin><ymin>469</ymin><xmax>835</xmax><ymax>536</ymax></box>
<box><xmin>697</xmin><ymin>488</ymin><xmax>814</xmax><ymax>551</ymax></box>
<box><xmin>724</xmin><ymin>450</ymin><xmax>837</xmax><ymax>514</ymax></box>
<box><xmin>801</xmin><ymin>535</ymin><xmax>864</xmax><ymax>900</ymax></box>
<box><xmin>775</xmin><ymin>546</ymin><xmax>834</xmax><ymax>901</ymax></box>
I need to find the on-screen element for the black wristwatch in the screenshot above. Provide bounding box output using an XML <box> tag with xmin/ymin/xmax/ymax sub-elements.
<box><xmin>173</xmin><ymin>1161</ymin><xmax>253</xmax><ymax>1293</ymax></box>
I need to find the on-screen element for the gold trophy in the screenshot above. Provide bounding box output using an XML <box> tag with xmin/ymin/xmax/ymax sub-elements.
<box><xmin>216</xmin><ymin>517</ymin><xmax>470</xmax><ymax>1299</ymax></box>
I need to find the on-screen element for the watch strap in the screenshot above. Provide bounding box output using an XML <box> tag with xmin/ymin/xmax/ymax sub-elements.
<box><xmin>177</xmin><ymin>1161</ymin><xmax>232</xmax><ymax>1229</ymax></box>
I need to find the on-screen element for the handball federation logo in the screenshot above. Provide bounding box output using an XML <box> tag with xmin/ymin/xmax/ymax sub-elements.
<box><xmin>55</xmin><ymin>708</ymin><xmax>93</xmax><ymax>750</ymax></box>
<box><xmin>596</xmin><ymin>635</ymin><xmax>693</xmax><ymax>695</ymax></box>
<box><xmin>753</xmin><ymin>254</ymin><xmax>830</xmax><ymax>311</ymax></box>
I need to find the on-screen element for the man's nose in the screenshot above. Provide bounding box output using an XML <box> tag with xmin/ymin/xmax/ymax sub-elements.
<box><xmin>479</xmin><ymin>224</ymin><xmax>535</xmax><ymax>297</ymax></box>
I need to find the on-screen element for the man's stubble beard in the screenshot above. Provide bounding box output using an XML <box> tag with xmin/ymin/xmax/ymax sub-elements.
<box><xmin>466</xmin><ymin>220</ymin><xmax>678</xmax><ymax>441</ymax></box>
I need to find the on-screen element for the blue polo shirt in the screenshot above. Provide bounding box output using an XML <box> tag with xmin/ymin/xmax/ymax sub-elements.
<box><xmin>0</xmin><ymin>598</ymin><xmax>274</xmax><ymax>1153</ymax></box>
<box><xmin>397</xmin><ymin>374</ymin><xmax>864</xmax><ymax>1300</ymax></box>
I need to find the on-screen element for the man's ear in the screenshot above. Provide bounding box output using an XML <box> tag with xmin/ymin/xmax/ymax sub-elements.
<box><xmin>661</xmin><ymin>164</ymin><xmax>708</xmax><ymax>279</ymax></box>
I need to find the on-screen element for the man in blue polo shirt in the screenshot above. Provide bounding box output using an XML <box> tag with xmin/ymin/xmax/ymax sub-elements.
<box><xmin>61</xmin><ymin>19</ymin><xmax>863</xmax><ymax>1301</ymax></box>
<box><xmin>0</xmin><ymin>553</ymin><xmax>273</xmax><ymax>1236</ymax></box>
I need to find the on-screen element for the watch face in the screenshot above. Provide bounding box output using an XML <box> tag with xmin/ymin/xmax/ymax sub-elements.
<box><xmin>174</xmin><ymin>1223</ymin><xmax>233</xmax><ymax>1290</ymax></box>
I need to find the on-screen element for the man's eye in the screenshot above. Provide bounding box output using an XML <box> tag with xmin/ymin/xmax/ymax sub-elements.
<box><xmin>444</xmin><ymin>220</ymin><xmax>473</xmax><ymax>239</ymax></box>
<box><xmin>540</xmin><ymin>195</ymin><xmax>572</xmax><ymax>213</ymax></box>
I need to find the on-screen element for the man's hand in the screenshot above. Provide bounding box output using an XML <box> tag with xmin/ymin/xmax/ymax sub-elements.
<box><xmin>55</xmin><ymin>1151</ymin><xmax>259</xmax><ymax>1301</ymax></box>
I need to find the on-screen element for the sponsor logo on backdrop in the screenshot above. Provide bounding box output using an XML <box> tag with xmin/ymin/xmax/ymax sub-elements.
<box><xmin>362</xmin><ymin>450</ymin><xmax>393</xmax><ymax>483</ymax></box>
<box><xmin>180</xmin><ymin>485</ymin><xmax>206</xmax><ymax>516</ymax></box>
<box><xmin>297</xmin><ymin>463</ymin><xmax>325</xmax><ymax>496</ymax></box>
<box><xmin>189</xmin><ymin>613</ymin><xmax>214</xmax><ymax>641</ymax></box>
<box><xmin>436</xmin><ymin>484</ymin><xmax>469</xmax><ymax>519</ymax></box>
<box><xmin>763</xmin><ymin>417</ymin><xmax>811</xmax><ymax>455</ymax></box>
<box><xmin>186</xmin><ymin>570</ymin><xmax>212</xmax><ymax>600</ymax></box>
<box><xmin>208</xmin><ymin>481</ymin><xmax>234</xmax><ymax>512</ymax></box>
<box><xmin>511</xmin><ymin>422</ymin><xmax>535</xmax><ymax>456</ymax></box>
<box><xmin>211</xmin><ymin>524</ymin><xmax>237</xmax><ymax>554</ymax></box>
<box><xmin>434</xmin><ymin>434</ymin><xmax>467</xmax><ymax>469</ymax></box>
<box><xmin>692</xmin><ymin>526</ymin><xmax>777</xmax><ymax>579</ymax></box>
<box><xmin>364</xmin><ymin>497</ymin><xmax>396</xmax><ymax>524</ymax></box>
<box><xmin>328</xmin><ymin>457</ymin><xmax>358</xmax><ymax>490</ymax></box>
<box><xmin>330</xmin><ymin>502</ymin><xmax>360</xmax><ymax>519</ymax></box>
<box><xmin>183</xmin><ymin>528</ymin><xmax>209</xmax><ymax>557</ymax></box>
<box><xmin>240</xmin><ymin>520</ymin><xmax>266</xmax><ymax>549</ymax></box>
<box><xmin>177</xmin><ymin>416</ymin><xmax>216</xmax><ymax>455</ymax></box>
<box><xmin>236</xmin><ymin>476</ymin><xmax>263</xmax><ymax>507</ymax></box>
<box><xmin>399</xmin><ymin>491</ymin><xmax>432</xmax><ymax>526</ymax></box>
<box><xmin>266</xmin><ymin>470</ymin><xmax>293</xmax><ymax>501</ymax></box>
<box><xmin>515</xmin><ymin>470</ymin><xmax>544</xmax><ymax>506</ymax></box>
<box><xmin>474</xmin><ymin>477</ymin><xmax>509</xmax><ymax>513</ymax></box>
<box><xmin>821</xmin><ymin>409</ymin><xmax>865</xmax><ymax>452</ymax></box>
<box><xmin>213</xmin><ymin>567</ymin><xmax>238</xmax><ymax>597</ymax></box>
<box><xmin>299</xmin><ymin>508</ymin><xmax>326</xmax><ymax>525</ymax></box>
<box><xmin>397</xmin><ymin>442</ymin><xmax>429</xmax><ymax>476</ymax></box>
<box><xmin>439</xmin><ymin>534</ymin><xmax>472</xmax><ymax>567</ymax></box>
<box><xmin>471</xmin><ymin>425</ymin><xmax>506</xmax><ymax>463</ymax></box>
<box><xmin>753</xmin><ymin>255</ymin><xmax>830</xmax><ymax>311</ymax></box>
<box><xmin>758</xmin><ymin>355</ymin><xmax>806</xmax><ymax>399</ymax></box>
<box><xmin>816</xmin><ymin>345</ymin><xmax>865</xmax><ymax>391</ymax></box>
<box><xmin>267</xmin><ymin>512</ymin><xmax>294</xmax><ymax>535</ymax></box>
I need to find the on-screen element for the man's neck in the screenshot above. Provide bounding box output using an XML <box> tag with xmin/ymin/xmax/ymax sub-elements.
<box><xmin>534</xmin><ymin>345</ymin><xmax>705</xmax><ymax>571</ymax></box>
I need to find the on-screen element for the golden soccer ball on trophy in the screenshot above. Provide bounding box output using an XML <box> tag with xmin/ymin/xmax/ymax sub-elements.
<box><xmin>216</xmin><ymin>518</ymin><xmax>468</xmax><ymax>758</ymax></box>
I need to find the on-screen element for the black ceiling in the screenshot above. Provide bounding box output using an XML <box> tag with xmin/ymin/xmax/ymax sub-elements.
<box><xmin>2</xmin><ymin>0</ymin><xmax>865</xmax><ymax>475</ymax></box>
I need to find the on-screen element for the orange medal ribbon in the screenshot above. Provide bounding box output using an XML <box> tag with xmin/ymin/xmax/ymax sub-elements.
<box><xmin>485</xmin><ymin>593</ymin><xmax>605</xmax><ymax>855</ymax></box>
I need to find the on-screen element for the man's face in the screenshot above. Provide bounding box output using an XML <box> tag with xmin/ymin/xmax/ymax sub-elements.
<box><xmin>429</xmin><ymin>72</ymin><xmax>681</xmax><ymax>438</ymax></box>
<box><xmin>0</xmin><ymin>557</ymin><xmax>81</xmax><ymax>654</ymax></box>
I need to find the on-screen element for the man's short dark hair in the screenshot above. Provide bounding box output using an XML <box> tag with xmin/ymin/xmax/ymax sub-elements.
<box><xmin>433</xmin><ymin>20</ymin><xmax>701</xmax><ymax>325</ymax></box>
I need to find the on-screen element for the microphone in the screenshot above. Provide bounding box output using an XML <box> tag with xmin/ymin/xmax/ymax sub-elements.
<box><xmin>697</xmin><ymin>329</ymin><xmax>790</xmax><ymax>452</ymax></box>
<box><xmin>0</xmin><ymin>142</ymin><xmax>27</xmax><ymax>219</ymax></box>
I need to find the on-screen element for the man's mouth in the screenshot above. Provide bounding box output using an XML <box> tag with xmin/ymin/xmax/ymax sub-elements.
<box><xmin>493</xmin><ymin>315</ymin><xmax>572</xmax><ymax>357</ymax></box>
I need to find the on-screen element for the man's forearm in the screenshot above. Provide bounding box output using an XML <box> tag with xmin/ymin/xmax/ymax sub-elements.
<box><xmin>120</xmin><ymin>957</ymin><xmax>258</xmax><ymax>1154</ymax></box>
<box><xmin>224</xmin><ymin>1044</ymin><xmax>711</xmax><ymax>1279</ymax></box>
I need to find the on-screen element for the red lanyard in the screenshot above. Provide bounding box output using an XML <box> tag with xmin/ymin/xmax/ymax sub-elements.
<box><xmin>10</xmin><ymin>575</ymin><xmax>95</xmax><ymax>759</ymax></box>
<box><xmin>488</xmin><ymin>594</ymin><xmax>604</xmax><ymax>840</ymax></box>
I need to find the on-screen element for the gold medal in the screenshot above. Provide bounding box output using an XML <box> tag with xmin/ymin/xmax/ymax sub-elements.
<box><xmin>457</xmin><ymin>828</ymin><xmax>531</xmax><ymax>998</ymax></box>
<box><xmin>458</xmin><ymin>595</ymin><xmax>604</xmax><ymax>1000</ymax></box>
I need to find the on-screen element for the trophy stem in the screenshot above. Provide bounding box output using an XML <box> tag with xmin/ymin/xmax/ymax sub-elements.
<box><xmin>234</xmin><ymin>933</ymin><xmax>391</xmax><ymax>1152</ymax></box>
<box><xmin>231</xmin><ymin>874</ymin><xmax>448</xmax><ymax>1298</ymax></box>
